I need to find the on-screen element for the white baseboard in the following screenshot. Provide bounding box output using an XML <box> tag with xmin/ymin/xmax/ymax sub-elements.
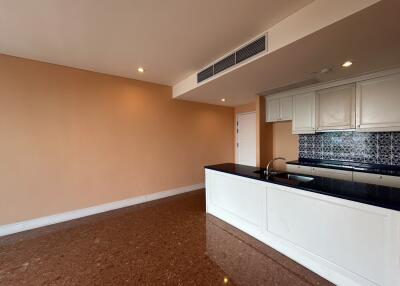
<box><xmin>0</xmin><ymin>183</ymin><xmax>204</xmax><ymax>237</ymax></box>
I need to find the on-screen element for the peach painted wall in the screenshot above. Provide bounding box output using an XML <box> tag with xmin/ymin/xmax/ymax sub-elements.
<box><xmin>257</xmin><ymin>97</ymin><xmax>273</xmax><ymax>167</ymax></box>
<box><xmin>234</xmin><ymin>102</ymin><xmax>256</xmax><ymax>114</ymax></box>
<box><xmin>272</xmin><ymin>121</ymin><xmax>299</xmax><ymax>170</ymax></box>
<box><xmin>0</xmin><ymin>54</ymin><xmax>234</xmax><ymax>225</ymax></box>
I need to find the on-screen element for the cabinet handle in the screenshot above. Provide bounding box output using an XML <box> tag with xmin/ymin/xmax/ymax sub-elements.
<box><xmin>379</xmin><ymin>176</ymin><xmax>383</xmax><ymax>179</ymax></box>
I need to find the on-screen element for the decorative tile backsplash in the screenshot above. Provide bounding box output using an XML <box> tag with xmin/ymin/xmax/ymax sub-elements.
<box><xmin>299</xmin><ymin>132</ymin><xmax>400</xmax><ymax>166</ymax></box>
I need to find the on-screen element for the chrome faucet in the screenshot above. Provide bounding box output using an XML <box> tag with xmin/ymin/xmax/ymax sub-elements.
<box><xmin>265</xmin><ymin>157</ymin><xmax>286</xmax><ymax>176</ymax></box>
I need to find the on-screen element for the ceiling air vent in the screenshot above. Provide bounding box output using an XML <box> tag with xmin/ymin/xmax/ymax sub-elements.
<box><xmin>236</xmin><ymin>36</ymin><xmax>266</xmax><ymax>64</ymax></box>
<box><xmin>197</xmin><ymin>34</ymin><xmax>267</xmax><ymax>83</ymax></box>
<box><xmin>197</xmin><ymin>65</ymin><xmax>214</xmax><ymax>83</ymax></box>
<box><xmin>213</xmin><ymin>53</ymin><xmax>235</xmax><ymax>75</ymax></box>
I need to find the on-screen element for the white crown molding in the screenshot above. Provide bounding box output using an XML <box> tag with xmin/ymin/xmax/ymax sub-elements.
<box><xmin>0</xmin><ymin>183</ymin><xmax>204</xmax><ymax>237</ymax></box>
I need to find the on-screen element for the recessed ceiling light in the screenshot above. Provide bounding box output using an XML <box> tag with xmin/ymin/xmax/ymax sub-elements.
<box><xmin>221</xmin><ymin>98</ymin><xmax>226</xmax><ymax>102</ymax></box>
<box><xmin>137</xmin><ymin>67</ymin><xmax>145</xmax><ymax>73</ymax></box>
<box><xmin>342</xmin><ymin>61</ymin><xmax>353</xmax><ymax>68</ymax></box>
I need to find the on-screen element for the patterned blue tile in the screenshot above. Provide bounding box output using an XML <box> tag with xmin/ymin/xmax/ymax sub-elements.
<box><xmin>378</xmin><ymin>154</ymin><xmax>392</xmax><ymax>165</ymax></box>
<box><xmin>365</xmin><ymin>133</ymin><xmax>377</xmax><ymax>146</ymax></box>
<box><xmin>392</xmin><ymin>133</ymin><xmax>400</xmax><ymax>148</ymax></box>
<box><xmin>364</xmin><ymin>153</ymin><xmax>378</xmax><ymax>164</ymax></box>
<box><xmin>314</xmin><ymin>135</ymin><xmax>322</xmax><ymax>149</ymax></box>
<box><xmin>392</xmin><ymin>145</ymin><xmax>400</xmax><ymax>157</ymax></box>
<box><xmin>322</xmin><ymin>133</ymin><xmax>331</xmax><ymax>145</ymax></box>
<box><xmin>322</xmin><ymin>144</ymin><xmax>331</xmax><ymax>155</ymax></box>
<box><xmin>393</xmin><ymin>155</ymin><xmax>400</xmax><ymax>165</ymax></box>
<box><xmin>299</xmin><ymin>150</ymin><xmax>307</xmax><ymax>159</ymax></box>
<box><xmin>298</xmin><ymin>131</ymin><xmax>400</xmax><ymax>166</ymax></box>
<box><xmin>322</xmin><ymin>152</ymin><xmax>334</xmax><ymax>160</ymax></box>
<box><xmin>378</xmin><ymin>145</ymin><xmax>391</xmax><ymax>157</ymax></box>
<box><xmin>332</xmin><ymin>145</ymin><xmax>343</xmax><ymax>155</ymax></box>
<box><xmin>314</xmin><ymin>152</ymin><xmax>323</xmax><ymax>159</ymax></box>
<box><xmin>351</xmin><ymin>153</ymin><xmax>364</xmax><ymax>162</ymax></box>
<box><xmin>377</xmin><ymin>133</ymin><xmax>392</xmax><ymax>146</ymax></box>
<box><xmin>306</xmin><ymin>136</ymin><xmax>314</xmax><ymax>149</ymax></box>
<box><xmin>299</xmin><ymin>135</ymin><xmax>307</xmax><ymax>145</ymax></box>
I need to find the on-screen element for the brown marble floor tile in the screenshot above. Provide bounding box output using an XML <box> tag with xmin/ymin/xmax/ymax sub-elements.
<box><xmin>0</xmin><ymin>190</ymin><xmax>333</xmax><ymax>286</ymax></box>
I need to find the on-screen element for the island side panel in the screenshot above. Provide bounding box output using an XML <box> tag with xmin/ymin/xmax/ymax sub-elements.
<box><xmin>205</xmin><ymin>169</ymin><xmax>267</xmax><ymax>237</ymax></box>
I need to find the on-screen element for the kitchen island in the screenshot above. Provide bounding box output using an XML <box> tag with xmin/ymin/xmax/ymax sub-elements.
<box><xmin>205</xmin><ymin>163</ymin><xmax>400</xmax><ymax>286</ymax></box>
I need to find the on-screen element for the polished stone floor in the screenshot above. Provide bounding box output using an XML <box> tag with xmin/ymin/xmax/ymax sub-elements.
<box><xmin>0</xmin><ymin>190</ymin><xmax>333</xmax><ymax>286</ymax></box>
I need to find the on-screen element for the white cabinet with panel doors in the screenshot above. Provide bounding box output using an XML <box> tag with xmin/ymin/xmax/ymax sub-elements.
<box><xmin>312</xmin><ymin>166</ymin><xmax>353</xmax><ymax>181</ymax></box>
<box><xmin>287</xmin><ymin>164</ymin><xmax>400</xmax><ymax>187</ymax></box>
<box><xmin>266</xmin><ymin>96</ymin><xmax>292</xmax><ymax>122</ymax></box>
<box><xmin>292</xmin><ymin>92</ymin><xmax>315</xmax><ymax>134</ymax></box>
<box><xmin>286</xmin><ymin>164</ymin><xmax>313</xmax><ymax>175</ymax></box>
<box><xmin>287</xmin><ymin>165</ymin><xmax>353</xmax><ymax>181</ymax></box>
<box><xmin>356</xmin><ymin>73</ymin><xmax>400</xmax><ymax>132</ymax></box>
<box><xmin>264</xmin><ymin>69</ymin><xmax>400</xmax><ymax>135</ymax></box>
<box><xmin>316</xmin><ymin>83</ymin><xmax>356</xmax><ymax>131</ymax></box>
<box><xmin>353</xmin><ymin>172</ymin><xmax>400</xmax><ymax>188</ymax></box>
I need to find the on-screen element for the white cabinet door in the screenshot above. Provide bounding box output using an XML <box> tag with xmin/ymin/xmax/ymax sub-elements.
<box><xmin>286</xmin><ymin>164</ymin><xmax>313</xmax><ymax>175</ymax></box>
<box><xmin>266</xmin><ymin>98</ymin><xmax>280</xmax><ymax>122</ymax></box>
<box><xmin>279</xmin><ymin>96</ymin><xmax>293</xmax><ymax>121</ymax></box>
<box><xmin>316</xmin><ymin>83</ymin><xmax>355</xmax><ymax>131</ymax></box>
<box><xmin>292</xmin><ymin>92</ymin><xmax>315</xmax><ymax>134</ymax></box>
<box><xmin>312</xmin><ymin>167</ymin><xmax>353</xmax><ymax>181</ymax></box>
<box><xmin>287</xmin><ymin>165</ymin><xmax>353</xmax><ymax>181</ymax></box>
<box><xmin>266</xmin><ymin>96</ymin><xmax>292</xmax><ymax>122</ymax></box>
<box><xmin>356</xmin><ymin>73</ymin><xmax>400</xmax><ymax>131</ymax></box>
<box><xmin>353</xmin><ymin>172</ymin><xmax>400</xmax><ymax>188</ymax></box>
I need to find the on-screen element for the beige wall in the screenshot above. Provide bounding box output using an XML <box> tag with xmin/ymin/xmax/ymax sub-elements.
<box><xmin>0</xmin><ymin>54</ymin><xmax>234</xmax><ymax>225</ymax></box>
<box><xmin>256</xmin><ymin>97</ymin><xmax>273</xmax><ymax>167</ymax></box>
<box><xmin>272</xmin><ymin>121</ymin><xmax>299</xmax><ymax>170</ymax></box>
<box><xmin>234</xmin><ymin>102</ymin><xmax>256</xmax><ymax>114</ymax></box>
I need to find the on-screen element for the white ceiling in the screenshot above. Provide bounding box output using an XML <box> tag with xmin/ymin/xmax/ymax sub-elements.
<box><xmin>178</xmin><ymin>0</ymin><xmax>400</xmax><ymax>106</ymax></box>
<box><xmin>0</xmin><ymin>0</ymin><xmax>312</xmax><ymax>85</ymax></box>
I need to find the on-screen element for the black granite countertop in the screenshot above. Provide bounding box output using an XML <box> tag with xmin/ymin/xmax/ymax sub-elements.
<box><xmin>287</xmin><ymin>158</ymin><xmax>400</xmax><ymax>177</ymax></box>
<box><xmin>205</xmin><ymin>163</ymin><xmax>400</xmax><ymax>212</ymax></box>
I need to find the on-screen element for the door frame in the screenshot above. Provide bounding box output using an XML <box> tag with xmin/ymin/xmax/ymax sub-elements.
<box><xmin>235</xmin><ymin>111</ymin><xmax>257</xmax><ymax>165</ymax></box>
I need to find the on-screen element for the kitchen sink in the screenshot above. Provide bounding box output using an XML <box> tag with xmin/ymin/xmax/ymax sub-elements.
<box><xmin>273</xmin><ymin>173</ymin><xmax>314</xmax><ymax>183</ymax></box>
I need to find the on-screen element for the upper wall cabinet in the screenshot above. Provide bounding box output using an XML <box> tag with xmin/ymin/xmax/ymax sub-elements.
<box><xmin>292</xmin><ymin>92</ymin><xmax>315</xmax><ymax>134</ymax></box>
<box><xmin>266</xmin><ymin>96</ymin><xmax>292</xmax><ymax>122</ymax></box>
<box><xmin>266</xmin><ymin>98</ymin><xmax>280</xmax><ymax>122</ymax></box>
<box><xmin>356</xmin><ymin>73</ymin><xmax>400</xmax><ymax>132</ymax></box>
<box><xmin>316</xmin><ymin>83</ymin><xmax>356</xmax><ymax>131</ymax></box>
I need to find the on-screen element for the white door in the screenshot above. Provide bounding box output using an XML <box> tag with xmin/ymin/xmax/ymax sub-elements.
<box><xmin>236</xmin><ymin>112</ymin><xmax>256</xmax><ymax>166</ymax></box>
